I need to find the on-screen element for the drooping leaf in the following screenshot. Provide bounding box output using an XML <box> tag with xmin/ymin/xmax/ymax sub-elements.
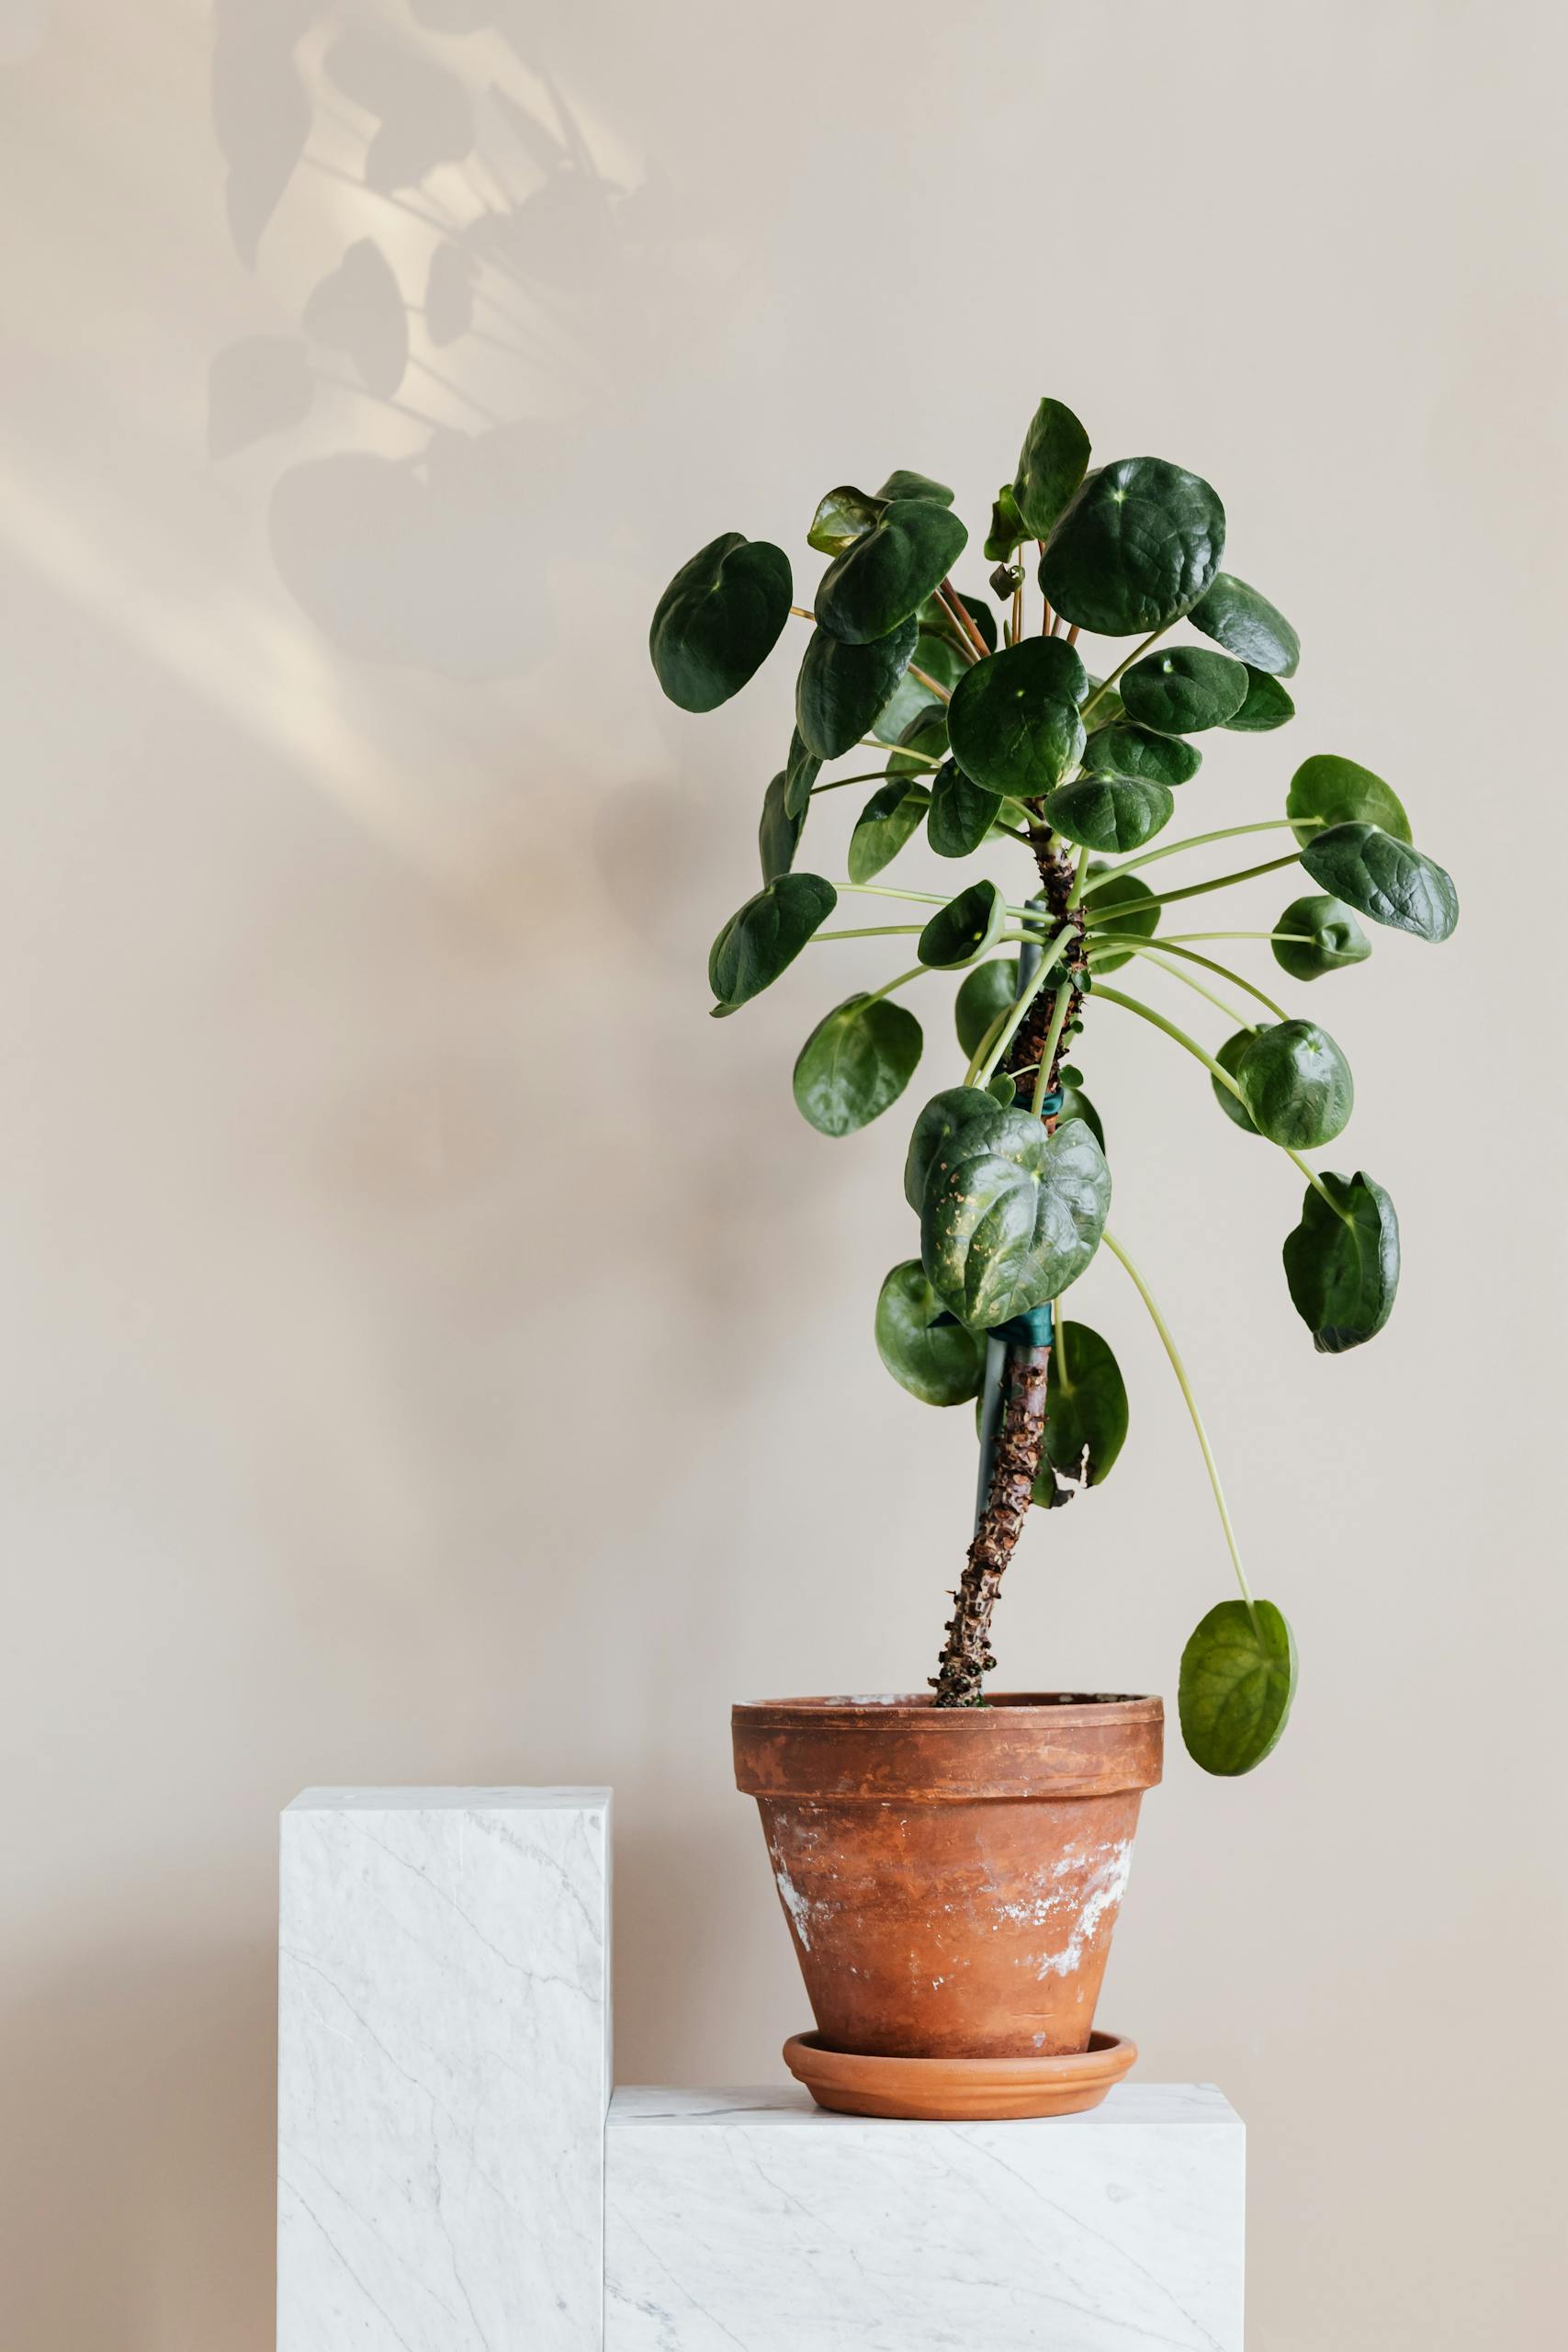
<box><xmin>759</xmin><ymin>768</ymin><xmax>804</xmax><ymax>882</ymax></box>
<box><xmin>807</xmin><ymin>483</ymin><xmax>885</xmax><ymax>556</ymax></box>
<box><xmin>985</xmin><ymin>483</ymin><xmax>1027</xmax><ymax>562</ymax></box>
<box><xmin>1282</xmin><ymin>1170</ymin><xmax>1400</xmax><ymax>1351</ymax></box>
<box><xmin>783</xmin><ymin>726</ymin><xmax>822</xmax><ymax>818</ymax></box>
<box><xmin>1012</xmin><ymin>397</ymin><xmax>1091</xmax><ymax>538</ymax></box>
<box><xmin>1033</xmin><ymin>1320</ymin><xmax>1128</xmax><ymax>1503</ymax></box>
<box><xmin>1079</xmin><ymin>865</ymin><xmax>1161</xmax><ymax>971</ymax></box>
<box><xmin>1271</xmin><ymin>895</ymin><xmax>1371</xmax><ymax>981</ymax></box>
<box><xmin>904</xmin><ymin>1084</ymin><xmax>1009</xmax><ymax>1212</ymax></box>
<box><xmin>954</xmin><ymin>957</ymin><xmax>1021</xmax><ymax>1057</ymax></box>
<box><xmin>1287</xmin><ymin>754</ymin><xmax>1411</xmax><ymax>845</ymax></box>
<box><xmin>1056</xmin><ymin>1084</ymin><xmax>1104</xmax><ymax>1150</ymax></box>
<box><xmin>874</xmin><ymin>1260</ymin><xmax>986</xmax><ymax>1406</ymax></box>
<box><xmin>1225</xmin><ymin>667</ymin><xmax>1296</xmax><ymax>732</ymax></box>
<box><xmin>650</xmin><ymin>532</ymin><xmax>794</xmax><ymax>713</ymax></box>
<box><xmin>1039</xmin><ymin>458</ymin><xmax>1225</xmax><ymax>636</ymax></box>
<box><xmin>875</xmin><ymin>469</ymin><xmax>953</xmax><ymax>505</ymax></box>
<box><xmin>1043</xmin><ymin>774</ymin><xmax>1173</xmax><ymax>854</ymax></box>
<box><xmin>947</xmin><ymin>638</ymin><xmax>1088</xmax><ymax>797</ymax></box>
<box><xmin>1188</xmin><ymin>571</ymin><xmax>1300</xmax><ymax>676</ymax></box>
<box><xmin>1121</xmin><ymin>645</ymin><xmax>1249</xmax><ymax>734</ymax></box>
<box><xmin>709</xmin><ymin>872</ymin><xmax>837</xmax><ymax>1012</ymax></box>
<box><xmin>918</xmin><ymin>878</ymin><xmax>1006</xmax><ymax>968</ymax></box>
<box><xmin>929</xmin><ymin>763</ymin><xmax>1005</xmax><ymax>858</ymax></box>
<box><xmin>1212</xmin><ymin>1025</ymin><xmax>1265</xmax><ymax>1133</ymax></box>
<box><xmin>1179</xmin><ymin>1600</ymin><xmax>1298</xmax><ymax>1775</ymax></box>
<box><xmin>1301</xmin><ymin>824</ymin><xmax>1458</xmax><ymax>942</ymax></box>
<box><xmin>848</xmin><ymin>777</ymin><xmax>931</xmax><ymax>884</ymax></box>
<box><xmin>793</xmin><ymin>995</ymin><xmax>923</xmax><ymax>1136</ymax></box>
<box><xmin>815</xmin><ymin>500</ymin><xmax>969</xmax><ymax>645</ymax></box>
<box><xmin>795</xmin><ymin>616</ymin><xmax>919</xmax><ymax>758</ymax></box>
<box><xmin>1235</xmin><ymin>1019</ymin><xmax>1354</xmax><ymax>1148</ymax></box>
<box><xmin>1083</xmin><ymin>722</ymin><xmax>1202</xmax><ymax>786</ymax></box>
<box><xmin>920</xmin><ymin>1113</ymin><xmax>1111</xmax><ymax>1327</ymax></box>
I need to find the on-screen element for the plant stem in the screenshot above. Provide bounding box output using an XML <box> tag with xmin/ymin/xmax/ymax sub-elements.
<box><xmin>972</xmin><ymin>923</ymin><xmax>1077</xmax><ymax>1086</ymax></box>
<box><xmin>938</xmin><ymin>579</ymin><xmax>992</xmax><ymax>662</ymax></box>
<box><xmin>1064</xmin><ymin>840</ymin><xmax>1093</xmax><ymax>910</ymax></box>
<box><xmin>808</xmin><ymin>769</ymin><xmax>897</xmax><ymax>795</ymax></box>
<box><xmin>1090</xmin><ymin>817</ymin><xmax>1324</xmax><ymax>889</ymax></box>
<box><xmin>1092</xmin><ymin>984</ymin><xmax>1248</xmax><ymax>1103</ymax></box>
<box><xmin>1126</xmin><ymin>948</ymin><xmax>1268</xmax><ymax>1031</ymax></box>
<box><xmin>1095</xmin><ymin>929</ymin><xmax>1314</xmax><ymax>947</ymax></box>
<box><xmin>1282</xmin><ymin>1146</ymin><xmax>1350</xmax><ymax>1218</ymax></box>
<box><xmin>790</xmin><ymin>605</ymin><xmax>813</xmax><ymax>620</ymax></box>
<box><xmin>843</xmin><ymin>882</ymin><xmax>952</xmax><ymax>906</ymax></box>
<box><xmin>863</xmin><ymin>965</ymin><xmax>928</xmax><ymax>1004</ymax></box>
<box><xmin>1101</xmin><ymin>1230</ymin><xmax>1256</xmax><ymax>1618</ymax></box>
<box><xmin>1085</xmin><ymin>852</ymin><xmax>1303</xmax><ymax>928</ymax></box>
<box><xmin>1078</xmin><ymin>625</ymin><xmax>1170</xmax><ymax>726</ymax></box>
<box><xmin>908</xmin><ymin>662</ymin><xmax>952</xmax><ymax>704</ymax></box>
<box><xmin>811</xmin><ymin>924</ymin><xmax>927</xmax><ymax>941</ymax></box>
<box><xmin>1031</xmin><ymin>982</ymin><xmax>1077</xmax><ymax>1114</ymax></box>
<box><xmin>858</xmin><ymin>739</ymin><xmax>942</xmax><ymax>766</ymax></box>
<box><xmin>931</xmin><ymin>1340</ymin><xmax>1053</xmax><ymax>1705</ymax></box>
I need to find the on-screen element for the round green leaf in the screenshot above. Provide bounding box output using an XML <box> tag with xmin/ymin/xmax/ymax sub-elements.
<box><xmin>1043</xmin><ymin>774</ymin><xmax>1173</xmax><ymax>854</ymax></box>
<box><xmin>1179</xmin><ymin>1600</ymin><xmax>1298</xmax><ymax>1776</ymax></box>
<box><xmin>794</xmin><ymin>994</ymin><xmax>923</xmax><ymax>1136</ymax></box>
<box><xmin>1271</xmin><ymin>895</ymin><xmax>1371</xmax><ymax>981</ymax></box>
<box><xmin>1039</xmin><ymin>458</ymin><xmax>1225</xmax><ymax>637</ymax></box>
<box><xmin>919</xmin><ymin>878</ymin><xmax>1006</xmax><ymax>969</ymax></box>
<box><xmin>1012</xmin><ymin>397</ymin><xmax>1091</xmax><ymax>538</ymax></box>
<box><xmin>783</xmin><ymin>727</ymin><xmax>822</xmax><ymax>818</ymax></box>
<box><xmin>1301</xmin><ymin>823</ymin><xmax>1457</xmax><ymax>942</ymax></box>
<box><xmin>1033</xmin><ymin>1319</ymin><xmax>1128</xmax><ymax>1503</ymax></box>
<box><xmin>807</xmin><ymin>483</ymin><xmax>885</xmax><ymax>557</ymax></box>
<box><xmin>1212</xmin><ymin>1025</ymin><xmax>1264</xmax><ymax>1134</ymax></box>
<box><xmin>796</xmin><ymin>616</ymin><xmax>919</xmax><ymax>758</ymax></box>
<box><xmin>1287</xmin><ymin>754</ymin><xmax>1411</xmax><ymax>845</ymax></box>
<box><xmin>874</xmin><ymin>1260</ymin><xmax>986</xmax><ymax>1407</ymax></box>
<box><xmin>1282</xmin><ymin>1170</ymin><xmax>1400</xmax><ymax>1352</ymax></box>
<box><xmin>649</xmin><ymin>532</ymin><xmax>793</xmax><ymax>712</ymax></box>
<box><xmin>888</xmin><ymin>707</ymin><xmax>951</xmax><ymax>774</ymax></box>
<box><xmin>929</xmin><ymin>762</ymin><xmax>1005</xmax><ymax>858</ymax></box>
<box><xmin>1225</xmin><ymin>667</ymin><xmax>1296</xmax><ymax>732</ymax></box>
<box><xmin>848</xmin><ymin>776</ymin><xmax>931</xmax><ymax>884</ymax></box>
<box><xmin>759</xmin><ymin>768</ymin><xmax>804</xmax><ymax>882</ymax></box>
<box><xmin>954</xmin><ymin>957</ymin><xmax>1021</xmax><ymax>1057</ymax></box>
<box><xmin>904</xmin><ymin>1084</ymin><xmax>1008</xmax><ymax>1212</ymax></box>
<box><xmin>875</xmin><ymin>469</ymin><xmax>953</xmax><ymax>505</ymax></box>
<box><xmin>920</xmin><ymin>1112</ymin><xmax>1111</xmax><ymax>1328</ymax></box>
<box><xmin>709</xmin><ymin>872</ymin><xmax>837</xmax><ymax>1012</ymax></box>
<box><xmin>815</xmin><ymin>499</ymin><xmax>969</xmax><ymax>645</ymax></box>
<box><xmin>1235</xmin><ymin>1019</ymin><xmax>1354</xmax><ymax>1148</ymax></box>
<box><xmin>1187</xmin><ymin>571</ymin><xmax>1300</xmax><ymax>676</ymax></box>
<box><xmin>1083</xmin><ymin>722</ymin><xmax>1202</xmax><ymax>786</ymax></box>
<box><xmin>1056</xmin><ymin>1083</ymin><xmax>1104</xmax><ymax>1150</ymax></box>
<box><xmin>947</xmin><ymin>638</ymin><xmax>1088</xmax><ymax>797</ymax></box>
<box><xmin>1120</xmin><ymin>645</ymin><xmax>1249</xmax><ymax>734</ymax></box>
<box><xmin>1079</xmin><ymin>864</ymin><xmax>1161</xmax><ymax>972</ymax></box>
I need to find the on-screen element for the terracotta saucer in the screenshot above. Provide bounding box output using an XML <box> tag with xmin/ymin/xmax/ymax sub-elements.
<box><xmin>782</xmin><ymin>2028</ymin><xmax>1136</xmax><ymax>2120</ymax></box>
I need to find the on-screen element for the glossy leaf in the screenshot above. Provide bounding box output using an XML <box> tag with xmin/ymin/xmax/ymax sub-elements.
<box><xmin>918</xmin><ymin>878</ymin><xmax>1006</xmax><ymax>968</ymax></box>
<box><xmin>904</xmin><ymin>1084</ymin><xmax>1008</xmax><ymax>1213</ymax></box>
<box><xmin>1272</xmin><ymin>894</ymin><xmax>1371</xmax><ymax>981</ymax></box>
<box><xmin>1301</xmin><ymin>823</ymin><xmax>1458</xmax><ymax>942</ymax></box>
<box><xmin>888</xmin><ymin>706</ymin><xmax>952</xmax><ymax>774</ymax></box>
<box><xmin>871</xmin><ymin>625</ymin><xmax>964</xmax><ymax>741</ymax></box>
<box><xmin>1235</xmin><ymin>1019</ymin><xmax>1354</xmax><ymax>1148</ymax></box>
<box><xmin>985</xmin><ymin>483</ymin><xmax>1027</xmax><ymax>562</ymax></box>
<box><xmin>876</xmin><ymin>469</ymin><xmax>953</xmax><ymax>505</ymax></box>
<box><xmin>807</xmin><ymin>483</ymin><xmax>884</xmax><ymax>556</ymax></box>
<box><xmin>947</xmin><ymin>638</ymin><xmax>1088</xmax><ymax>797</ymax></box>
<box><xmin>954</xmin><ymin>957</ymin><xmax>1021</xmax><ymax>1057</ymax></box>
<box><xmin>794</xmin><ymin>994</ymin><xmax>923</xmax><ymax>1136</ymax></box>
<box><xmin>1012</xmin><ymin>397</ymin><xmax>1091</xmax><ymax>537</ymax></box>
<box><xmin>1033</xmin><ymin>1320</ymin><xmax>1128</xmax><ymax>1503</ymax></box>
<box><xmin>1039</xmin><ymin>458</ymin><xmax>1225</xmax><ymax>636</ymax></box>
<box><xmin>795</xmin><ymin>616</ymin><xmax>919</xmax><ymax>758</ymax></box>
<box><xmin>1179</xmin><ymin>1600</ymin><xmax>1298</xmax><ymax>1775</ymax></box>
<box><xmin>1043</xmin><ymin>773</ymin><xmax>1173</xmax><ymax>853</ymax></box>
<box><xmin>709</xmin><ymin>872</ymin><xmax>837</xmax><ymax>1012</ymax></box>
<box><xmin>1287</xmin><ymin>754</ymin><xmax>1411</xmax><ymax>845</ymax></box>
<box><xmin>1057</xmin><ymin>1083</ymin><xmax>1104</xmax><ymax>1150</ymax></box>
<box><xmin>1225</xmin><ymin>667</ymin><xmax>1296</xmax><ymax>732</ymax></box>
<box><xmin>1079</xmin><ymin>865</ymin><xmax>1161</xmax><ymax>972</ymax></box>
<box><xmin>759</xmin><ymin>768</ymin><xmax>804</xmax><ymax>882</ymax></box>
<box><xmin>920</xmin><ymin>1112</ymin><xmax>1111</xmax><ymax>1328</ymax></box>
<box><xmin>1121</xmin><ymin>645</ymin><xmax>1249</xmax><ymax>734</ymax></box>
<box><xmin>929</xmin><ymin>763</ymin><xmax>1005</xmax><ymax>858</ymax></box>
<box><xmin>1083</xmin><ymin>721</ymin><xmax>1202</xmax><ymax>786</ymax></box>
<box><xmin>815</xmin><ymin>500</ymin><xmax>969</xmax><ymax>645</ymax></box>
<box><xmin>1212</xmin><ymin>1025</ymin><xmax>1265</xmax><ymax>1134</ymax></box>
<box><xmin>649</xmin><ymin>532</ymin><xmax>793</xmax><ymax>712</ymax></box>
<box><xmin>847</xmin><ymin>777</ymin><xmax>931</xmax><ymax>884</ymax></box>
<box><xmin>875</xmin><ymin>1260</ymin><xmax>986</xmax><ymax>1407</ymax></box>
<box><xmin>1188</xmin><ymin>571</ymin><xmax>1300</xmax><ymax>676</ymax></box>
<box><xmin>1283</xmin><ymin>1170</ymin><xmax>1400</xmax><ymax>1352</ymax></box>
<box><xmin>783</xmin><ymin>727</ymin><xmax>822</xmax><ymax>819</ymax></box>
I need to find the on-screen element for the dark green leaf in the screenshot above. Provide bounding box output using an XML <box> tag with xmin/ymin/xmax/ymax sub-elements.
<box><xmin>783</xmin><ymin>727</ymin><xmax>822</xmax><ymax>818</ymax></box>
<box><xmin>815</xmin><ymin>499</ymin><xmax>969</xmax><ymax>645</ymax></box>
<box><xmin>1083</xmin><ymin>677</ymin><xmax>1125</xmax><ymax>727</ymax></box>
<box><xmin>904</xmin><ymin>1084</ymin><xmax>1007</xmax><ymax>1212</ymax></box>
<box><xmin>1283</xmin><ymin>1170</ymin><xmax>1400</xmax><ymax>1352</ymax></box>
<box><xmin>918</xmin><ymin>878</ymin><xmax>1006</xmax><ymax>968</ymax></box>
<box><xmin>1033</xmin><ymin>1319</ymin><xmax>1127</xmax><ymax>1502</ymax></box>
<box><xmin>929</xmin><ymin>762</ymin><xmax>1005</xmax><ymax>858</ymax></box>
<box><xmin>888</xmin><ymin>707</ymin><xmax>951</xmax><ymax>773</ymax></box>
<box><xmin>985</xmin><ymin>483</ymin><xmax>1027</xmax><ymax>563</ymax></box>
<box><xmin>954</xmin><ymin>957</ymin><xmax>1021</xmax><ymax>1057</ymax></box>
<box><xmin>1079</xmin><ymin>864</ymin><xmax>1161</xmax><ymax>971</ymax></box>
<box><xmin>1012</xmin><ymin>397</ymin><xmax>1091</xmax><ymax>538</ymax></box>
<box><xmin>871</xmin><ymin>627</ymin><xmax>964</xmax><ymax>741</ymax></box>
<box><xmin>875</xmin><ymin>1259</ymin><xmax>987</xmax><ymax>1406</ymax></box>
<box><xmin>847</xmin><ymin>776</ymin><xmax>931</xmax><ymax>884</ymax></box>
<box><xmin>807</xmin><ymin>483</ymin><xmax>885</xmax><ymax>557</ymax></box>
<box><xmin>1179</xmin><ymin>1600</ymin><xmax>1298</xmax><ymax>1775</ymax></box>
<box><xmin>942</xmin><ymin>590</ymin><xmax>998</xmax><ymax>653</ymax></box>
<box><xmin>1225</xmin><ymin>667</ymin><xmax>1296</xmax><ymax>732</ymax></box>
<box><xmin>920</xmin><ymin>1112</ymin><xmax>1111</xmax><ymax>1327</ymax></box>
<box><xmin>1121</xmin><ymin>645</ymin><xmax>1249</xmax><ymax>733</ymax></box>
<box><xmin>1287</xmin><ymin>754</ymin><xmax>1411</xmax><ymax>845</ymax></box>
<box><xmin>1187</xmin><ymin>571</ymin><xmax>1300</xmax><ymax>676</ymax></box>
<box><xmin>1056</xmin><ymin>1084</ymin><xmax>1104</xmax><ymax>1150</ymax></box>
<box><xmin>1212</xmin><ymin>1025</ymin><xmax>1264</xmax><ymax>1133</ymax></box>
<box><xmin>649</xmin><ymin>532</ymin><xmax>793</xmax><ymax>712</ymax></box>
<box><xmin>1301</xmin><ymin>823</ymin><xmax>1458</xmax><ymax>942</ymax></box>
<box><xmin>875</xmin><ymin>469</ymin><xmax>953</xmax><ymax>505</ymax></box>
<box><xmin>1235</xmin><ymin>1019</ymin><xmax>1354</xmax><ymax>1148</ymax></box>
<box><xmin>947</xmin><ymin>638</ymin><xmax>1088</xmax><ymax>797</ymax></box>
<box><xmin>759</xmin><ymin>768</ymin><xmax>803</xmax><ymax>882</ymax></box>
<box><xmin>793</xmin><ymin>994</ymin><xmax>922</xmax><ymax>1136</ymax></box>
<box><xmin>1039</xmin><ymin>458</ymin><xmax>1225</xmax><ymax>637</ymax></box>
<box><xmin>1043</xmin><ymin>774</ymin><xmax>1173</xmax><ymax>853</ymax></box>
<box><xmin>709</xmin><ymin>872</ymin><xmax>837</xmax><ymax>1012</ymax></box>
<box><xmin>1271</xmin><ymin>894</ymin><xmax>1371</xmax><ymax>981</ymax></box>
<box><xmin>1083</xmin><ymin>722</ymin><xmax>1202</xmax><ymax>786</ymax></box>
<box><xmin>795</xmin><ymin>616</ymin><xmax>919</xmax><ymax>758</ymax></box>
<box><xmin>987</xmin><ymin>1072</ymin><xmax>1017</xmax><ymax>1106</ymax></box>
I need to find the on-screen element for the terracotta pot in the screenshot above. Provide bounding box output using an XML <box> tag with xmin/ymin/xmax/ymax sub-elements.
<box><xmin>732</xmin><ymin>1692</ymin><xmax>1162</xmax><ymax>2067</ymax></box>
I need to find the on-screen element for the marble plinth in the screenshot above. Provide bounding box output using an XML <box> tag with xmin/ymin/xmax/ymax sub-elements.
<box><xmin>277</xmin><ymin>1787</ymin><xmax>611</xmax><ymax>2352</ymax></box>
<box><xmin>604</xmin><ymin>2083</ymin><xmax>1245</xmax><ymax>2352</ymax></box>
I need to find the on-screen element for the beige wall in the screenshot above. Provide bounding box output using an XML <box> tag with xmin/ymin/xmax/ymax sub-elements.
<box><xmin>1</xmin><ymin>2</ymin><xmax>1563</xmax><ymax>2344</ymax></box>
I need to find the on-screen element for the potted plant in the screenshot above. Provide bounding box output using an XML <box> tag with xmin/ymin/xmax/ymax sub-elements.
<box><xmin>649</xmin><ymin>400</ymin><xmax>1457</xmax><ymax>2119</ymax></box>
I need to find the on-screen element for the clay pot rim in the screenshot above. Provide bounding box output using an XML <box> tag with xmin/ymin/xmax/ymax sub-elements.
<box><xmin>736</xmin><ymin>1690</ymin><xmax>1160</xmax><ymax>1723</ymax></box>
<box><xmin>733</xmin><ymin>1691</ymin><xmax>1164</xmax><ymax>1801</ymax></box>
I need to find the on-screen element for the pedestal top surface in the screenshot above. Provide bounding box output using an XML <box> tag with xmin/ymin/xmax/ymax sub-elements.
<box><xmin>286</xmin><ymin>1784</ymin><xmax>612</xmax><ymax>1812</ymax></box>
<box><xmin>610</xmin><ymin>2082</ymin><xmax>1239</xmax><ymax>2130</ymax></box>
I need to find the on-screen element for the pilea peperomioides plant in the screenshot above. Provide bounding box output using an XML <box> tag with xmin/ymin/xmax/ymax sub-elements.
<box><xmin>650</xmin><ymin>400</ymin><xmax>1458</xmax><ymax>1775</ymax></box>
